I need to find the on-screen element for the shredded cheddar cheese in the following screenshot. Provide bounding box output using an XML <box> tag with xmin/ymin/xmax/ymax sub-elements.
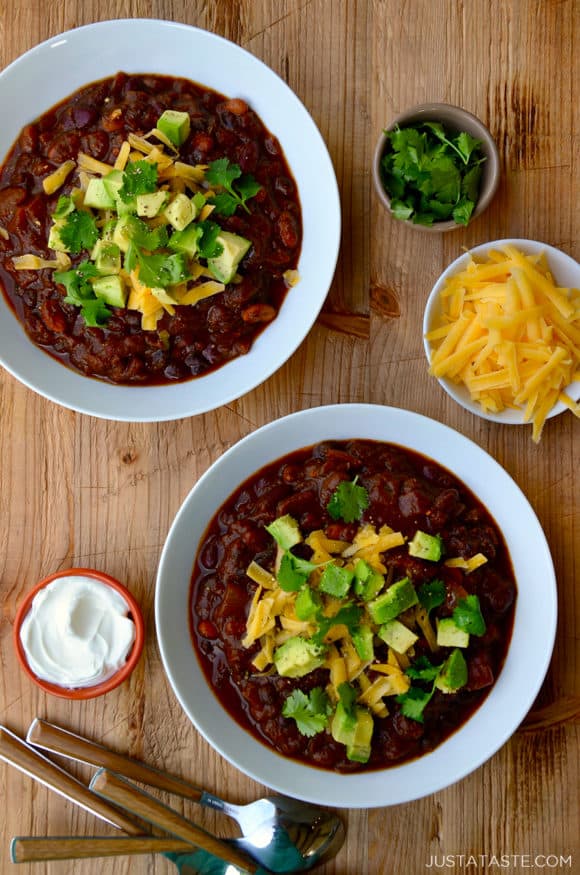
<box><xmin>426</xmin><ymin>244</ymin><xmax>580</xmax><ymax>441</ymax></box>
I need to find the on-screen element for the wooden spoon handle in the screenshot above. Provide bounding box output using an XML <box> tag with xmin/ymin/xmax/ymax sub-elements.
<box><xmin>90</xmin><ymin>769</ymin><xmax>258</xmax><ymax>874</ymax></box>
<box><xmin>11</xmin><ymin>835</ymin><xmax>192</xmax><ymax>863</ymax></box>
<box><xmin>0</xmin><ymin>727</ymin><xmax>143</xmax><ymax>835</ymax></box>
<box><xmin>28</xmin><ymin>718</ymin><xmax>203</xmax><ymax>802</ymax></box>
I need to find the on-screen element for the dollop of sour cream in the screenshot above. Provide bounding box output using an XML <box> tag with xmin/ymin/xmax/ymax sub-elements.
<box><xmin>19</xmin><ymin>575</ymin><xmax>136</xmax><ymax>688</ymax></box>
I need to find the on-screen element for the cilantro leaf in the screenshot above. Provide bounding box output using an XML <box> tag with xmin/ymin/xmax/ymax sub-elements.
<box><xmin>206</xmin><ymin>158</ymin><xmax>261</xmax><ymax>215</ymax></box>
<box><xmin>453</xmin><ymin>595</ymin><xmax>486</xmax><ymax>636</ymax></box>
<box><xmin>396</xmin><ymin>685</ymin><xmax>434</xmax><ymax>724</ymax></box>
<box><xmin>54</xmin><ymin>260</ymin><xmax>112</xmax><ymax>327</ymax></box>
<box><xmin>58</xmin><ymin>210</ymin><xmax>99</xmax><ymax>254</ymax></box>
<box><xmin>79</xmin><ymin>296</ymin><xmax>113</xmax><ymax>327</ymax></box>
<box><xmin>123</xmin><ymin>216</ymin><xmax>169</xmax><ymax>251</ymax></box>
<box><xmin>452</xmin><ymin>197</ymin><xmax>475</xmax><ymax>226</ymax></box>
<box><xmin>319</xmin><ymin>563</ymin><xmax>354</xmax><ymax>598</ymax></box>
<box><xmin>327</xmin><ymin>476</ymin><xmax>369</xmax><ymax>523</ymax></box>
<box><xmin>455</xmin><ymin>131</ymin><xmax>482</xmax><ymax>164</ymax></box>
<box><xmin>197</xmin><ymin>221</ymin><xmax>224</xmax><ymax>259</ymax></box>
<box><xmin>405</xmin><ymin>655</ymin><xmax>442</xmax><ymax>682</ymax></box>
<box><xmin>312</xmin><ymin>603</ymin><xmax>362</xmax><ymax>645</ymax></box>
<box><xmin>338</xmin><ymin>681</ymin><xmax>358</xmax><ymax>716</ymax></box>
<box><xmin>132</xmin><ymin>249</ymin><xmax>190</xmax><ymax>288</ymax></box>
<box><xmin>282</xmin><ymin>687</ymin><xmax>332</xmax><ymax>737</ymax></box>
<box><xmin>118</xmin><ymin>160</ymin><xmax>158</xmax><ymax>203</ymax></box>
<box><xmin>277</xmin><ymin>551</ymin><xmax>319</xmax><ymax>592</ymax></box>
<box><xmin>417</xmin><ymin>579</ymin><xmax>446</xmax><ymax>615</ymax></box>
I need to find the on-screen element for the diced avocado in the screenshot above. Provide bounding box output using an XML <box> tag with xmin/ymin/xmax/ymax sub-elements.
<box><xmin>378</xmin><ymin>619</ymin><xmax>418</xmax><ymax>654</ymax></box>
<box><xmin>352</xmin><ymin>624</ymin><xmax>374</xmax><ymax>661</ymax></box>
<box><xmin>168</xmin><ymin>223</ymin><xmax>202</xmax><ymax>257</ymax></box>
<box><xmin>47</xmin><ymin>221</ymin><xmax>69</xmax><ymax>252</ymax></box>
<box><xmin>436</xmin><ymin>617</ymin><xmax>469</xmax><ymax>649</ymax></box>
<box><xmin>265</xmin><ymin>515</ymin><xmax>302</xmax><ymax>550</ymax></box>
<box><xmin>273</xmin><ymin>637</ymin><xmax>325</xmax><ymax>678</ymax></box>
<box><xmin>92</xmin><ymin>274</ymin><xmax>127</xmax><ymax>309</ymax></box>
<box><xmin>151</xmin><ymin>287</ymin><xmax>178</xmax><ymax>306</ymax></box>
<box><xmin>112</xmin><ymin>216</ymin><xmax>134</xmax><ymax>253</ymax></box>
<box><xmin>434</xmin><ymin>648</ymin><xmax>468</xmax><ymax>693</ymax></box>
<box><xmin>84</xmin><ymin>177</ymin><xmax>116</xmax><ymax>210</ymax></box>
<box><xmin>346</xmin><ymin>708</ymin><xmax>374</xmax><ymax>763</ymax></box>
<box><xmin>294</xmin><ymin>587</ymin><xmax>321</xmax><ymax>621</ymax></box>
<box><xmin>157</xmin><ymin>109</ymin><xmax>191</xmax><ymax>146</ymax></box>
<box><xmin>408</xmin><ymin>531</ymin><xmax>444</xmax><ymax>562</ymax></box>
<box><xmin>367</xmin><ymin>577</ymin><xmax>418</xmax><ymax>624</ymax></box>
<box><xmin>319</xmin><ymin>564</ymin><xmax>354</xmax><ymax>599</ymax></box>
<box><xmin>103</xmin><ymin>169</ymin><xmax>124</xmax><ymax>200</ymax></box>
<box><xmin>136</xmin><ymin>190</ymin><xmax>169</xmax><ymax>218</ymax></box>
<box><xmin>353</xmin><ymin>559</ymin><xmax>385</xmax><ymax>602</ymax></box>
<box><xmin>101</xmin><ymin>218</ymin><xmax>117</xmax><ymax>242</ymax></box>
<box><xmin>92</xmin><ymin>240</ymin><xmax>121</xmax><ymax>275</ymax></box>
<box><xmin>330</xmin><ymin>700</ymin><xmax>357</xmax><ymax>745</ymax></box>
<box><xmin>208</xmin><ymin>231</ymin><xmax>251</xmax><ymax>284</ymax></box>
<box><xmin>164</xmin><ymin>193</ymin><xmax>195</xmax><ymax>232</ymax></box>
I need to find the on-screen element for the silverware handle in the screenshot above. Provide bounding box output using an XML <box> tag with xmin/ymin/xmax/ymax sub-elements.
<box><xmin>28</xmin><ymin>718</ymin><xmax>203</xmax><ymax>802</ymax></box>
<box><xmin>90</xmin><ymin>769</ymin><xmax>258</xmax><ymax>874</ymax></box>
<box><xmin>0</xmin><ymin>727</ymin><xmax>143</xmax><ymax>835</ymax></box>
<box><xmin>11</xmin><ymin>835</ymin><xmax>192</xmax><ymax>863</ymax></box>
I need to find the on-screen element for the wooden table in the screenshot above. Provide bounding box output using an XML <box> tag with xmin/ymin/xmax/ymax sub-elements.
<box><xmin>1</xmin><ymin>2</ymin><xmax>578</xmax><ymax>873</ymax></box>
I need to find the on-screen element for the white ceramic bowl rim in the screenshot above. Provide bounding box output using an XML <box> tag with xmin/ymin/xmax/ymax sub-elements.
<box><xmin>155</xmin><ymin>403</ymin><xmax>557</xmax><ymax>808</ymax></box>
<box><xmin>424</xmin><ymin>238</ymin><xmax>580</xmax><ymax>424</ymax></box>
<box><xmin>0</xmin><ymin>20</ymin><xmax>340</xmax><ymax>421</ymax></box>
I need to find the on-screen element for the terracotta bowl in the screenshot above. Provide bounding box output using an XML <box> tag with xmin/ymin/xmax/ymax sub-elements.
<box><xmin>372</xmin><ymin>102</ymin><xmax>500</xmax><ymax>231</ymax></box>
<box><xmin>13</xmin><ymin>568</ymin><xmax>144</xmax><ymax>700</ymax></box>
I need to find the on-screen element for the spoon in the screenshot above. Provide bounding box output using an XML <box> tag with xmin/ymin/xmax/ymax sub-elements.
<box><xmin>28</xmin><ymin>718</ymin><xmax>345</xmax><ymax>872</ymax></box>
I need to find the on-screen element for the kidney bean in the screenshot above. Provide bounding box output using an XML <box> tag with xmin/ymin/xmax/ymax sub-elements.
<box><xmin>47</xmin><ymin>132</ymin><xmax>80</xmax><ymax>163</ymax></box>
<box><xmin>223</xmin><ymin>98</ymin><xmax>249</xmax><ymax>115</ymax></box>
<box><xmin>241</xmin><ymin>303</ymin><xmax>276</xmax><ymax>323</ymax></box>
<box><xmin>276</xmin><ymin>210</ymin><xmax>299</xmax><ymax>249</ymax></box>
<box><xmin>81</xmin><ymin>130</ymin><xmax>110</xmax><ymax>160</ymax></box>
<box><xmin>18</xmin><ymin>125</ymin><xmax>38</xmax><ymax>153</ymax></box>
<box><xmin>198</xmin><ymin>620</ymin><xmax>219</xmax><ymax>639</ymax></box>
<box><xmin>0</xmin><ymin>186</ymin><xmax>26</xmax><ymax>219</ymax></box>
<box><xmin>40</xmin><ymin>300</ymin><xmax>67</xmax><ymax>334</ymax></box>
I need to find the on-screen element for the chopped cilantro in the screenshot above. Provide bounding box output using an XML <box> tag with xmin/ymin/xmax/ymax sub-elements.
<box><xmin>196</xmin><ymin>220</ymin><xmax>224</xmax><ymax>259</ymax></box>
<box><xmin>380</xmin><ymin>122</ymin><xmax>486</xmax><ymax>226</ymax></box>
<box><xmin>319</xmin><ymin>563</ymin><xmax>354</xmax><ymax>598</ymax></box>
<box><xmin>123</xmin><ymin>216</ymin><xmax>169</xmax><ymax>251</ymax></box>
<box><xmin>54</xmin><ymin>260</ymin><xmax>112</xmax><ymax>327</ymax></box>
<box><xmin>405</xmin><ymin>655</ymin><xmax>442</xmax><ymax>683</ymax></box>
<box><xmin>58</xmin><ymin>209</ymin><xmax>99</xmax><ymax>254</ymax></box>
<box><xmin>118</xmin><ymin>160</ymin><xmax>158</xmax><ymax>203</ymax></box>
<box><xmin>277</xmin><ymin>551</ymin><xmax>319</xmax><ymax>592</ymax></box>
<box><xmin>282</xmin><ymin>687</ymin><xmax>332</xmax><ymax>737</ymax></box>
<box><xmin>311</xmin><ymin>603</ymin><xmax>362</xmax><ymax>645</ymax></box>
<box><xmin>453</xmin><ymin>594</ymin><xmax>486</xmax><ymax>636</ymax></box>
<box><xmin>205</xmin><ymin>158</ymin><xmax>261</xmax><ymax>215</ymax></box>
<box><xmin>127</xmin><ymin>248</ymin><xmax>190</xmax><ymax>289</ymax></box>
<box><xmin>327</xmin><ymin>476</ymin><xmax>369</xmax><ymax>523</ymax></box>
<box><xmin>417</xmin><ymin>579</ymin><xmax>446</xmax><ymax>615</ymax></box>
<box><xmin>396</xmin><ymin>685</ymin><xmax>434</xmax><ymax>724</ymax></box>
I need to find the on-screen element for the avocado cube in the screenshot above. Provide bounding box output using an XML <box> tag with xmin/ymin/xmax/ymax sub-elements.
<box><xmin>378</xmin><ymin>619</ymin><xmax>418</xmax><ymax>654</ymax></box>
<box><xmin>436</xmin><ymin>617</ymin><xmax>470</xmax><ymax>648</ymax></box>
<box><xmin>367</xmin><ymin>577</ymin><xmax>418</xmax><ymax>624</ymax></box>
<box><xmin>273</xmin><ymin>637</ymin><xmax>325</xmax><ymax>678</ymax></box>
<box><xmin>101</xmin><ymin>218</ymin><xmax>117</xmax><ymax>242</ymax></box>
<box><xmin>47</xmin><ymin>221</ymin><xmax>69</xmax><ymax>253</ymax></box>
<box><xmin>92</xmin><ymin>274</ymin><xmax>127</xmax><ymax>309</ymax></box>
<box><xmin>92</xmin><ymin>240</ymin><xmax>121</xmax><ymax>275</ymax></box>
<box><xmin>319</xmin><ymin>564</ymin><xmax>354</xmax><ymax>599</ymax></box>
<box><xmin>294</xmin><ymin>587</ymin><xmax>321</xmax><ymax>621</ymax></box>
<box><xmin>157</xmin><ymin>109</ymin><xmax>191</xmax><ymax>146</ymax></box>
<box><xmin>164</xmin><ymin>193</ymin><xmax>195</xmax><ymax>231</ymax></box>
<box><xmin>168</xmin><ymin>223</ymin><xmax>202</xmax><ymax>258</ymax></box>
<box><xmin>265</xmin><ymin>514</ymin><xmax>302</xmax><ymax>550</ymax></box>
<box><xmin>352</xmin><ymin>624</ymin><xmax>374</xmax><ymax>661</ymax></box>
<box><xmin>84</xmin><ymin>177</ymin><xmax>116</xmax><ymax>210</ymax></box>
<box><xmin>408</xmin><ymin>530</ymin><xmax>444</xmax><ymax>562</ymax></box>
<box><xmin>353</xmin><ymin>559</ymin><xmax>385</xmax><ymax>601</ymax></box>
<box><xmin>103</xmin><ymin>169</ymin><xmax>124</xmax><ymax>200</ymax></box>
<box><xmin>112</xmin><ymin>216</ymin><xmax>137</xmax><ymax>254</ymax></box>
<box><xmin>208</xmin><ymin>231</ymin><xmax>252</xmax><ymax>284</ymax></box>
<box><xmin>136</xmin><ymin>190</ymin><xmax>169</xmax><ymax>218</ymax></box>
<box><xmin>346</xmin><ymin>708</ymin><xmax>374</xmax><ymax>763</ymax></box>
<box><xmin>434</xmin><ymin>648</ymin><xmax>468</xmax><ymax>693</ymax></box>
<box><xmin>330</xmin><ymin>701</ymin><xmax>357</xmax><ymax>746</ymax></box>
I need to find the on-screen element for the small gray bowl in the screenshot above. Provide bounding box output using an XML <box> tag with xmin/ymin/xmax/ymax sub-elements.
<box><xmin>372</xmin><ymin>102</ymin><xmax>500</xmax><ymax>232</ymax></box>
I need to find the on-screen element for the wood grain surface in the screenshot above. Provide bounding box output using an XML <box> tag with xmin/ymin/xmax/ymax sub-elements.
<box><xmin>0</xmin><ymin>2</ymin><xmax>578</xmax><ymax>874</ymax></box>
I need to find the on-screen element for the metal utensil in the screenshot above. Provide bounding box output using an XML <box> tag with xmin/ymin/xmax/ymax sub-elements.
<box><xmin>28</xmin><ymin>718</ymin><xmax>345</xmax><ymax>872</ymax></box>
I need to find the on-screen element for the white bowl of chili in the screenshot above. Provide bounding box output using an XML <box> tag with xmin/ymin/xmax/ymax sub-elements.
<box><xmin>155</xmin><ymin>403</ymin><xmax>557</xmax><ymax>808</ymax></box>
<box><xmin>0</xmin><ymin>20</ymin><xmax>340</xmax><ymax>420</ymax></box>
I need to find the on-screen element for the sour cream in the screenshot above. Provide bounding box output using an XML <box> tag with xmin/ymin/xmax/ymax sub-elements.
<box><xmin>19</xmin><ymin>575</ymin><xmax>136</xmax><ymax>688</ymax></box>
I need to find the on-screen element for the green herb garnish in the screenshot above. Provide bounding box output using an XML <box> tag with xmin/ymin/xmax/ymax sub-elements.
<box><xmin>282</xmin><ymin>687</ymin><xmax>332</xmax><ymax>737</ymax></box>
<box><xmin>453</xmin><ymin>594</ymin><xmax>487</xmax><ymax>636</ymax></box>
<box><xmin>118</xmin><ymin>160</ymin><xmax>158</xmax><ymax>202</ymax></box>
<box><xmin>380</xmin><ymin>122</ymin><xmax>485</xmax><ymax>226</ymax></box>
<box><xmin>319</xmin><ymin>564</ymin><xmax>354</xmax><ymax>598</ymax></box>
<box><xmin>205</xmin><ymin>158</ymin><xmax>261</xmax><ymax>216</ymax></box>
<box><xmin>58</xmin><ymin>210</ymin><xmax>99</xmax><ymax>254</ymax></box>
<box><xmin>417</xmin><ymin>579</ymin><xmax>446</xmax><ymax>615</ymax></box>
<box><xmin>327</xmin><ymin>476</ymin><xmax>369</xmax><ymax>523</ymax></box>
<box><xmin>54</xmin><ymin>260</ymin><xmax>112</xmax><ymax>327</ymax></box>
<box><xmin>277</xmin><ymin>552</ymin><xmax>319</xmax><ymax>592</ymax></box>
